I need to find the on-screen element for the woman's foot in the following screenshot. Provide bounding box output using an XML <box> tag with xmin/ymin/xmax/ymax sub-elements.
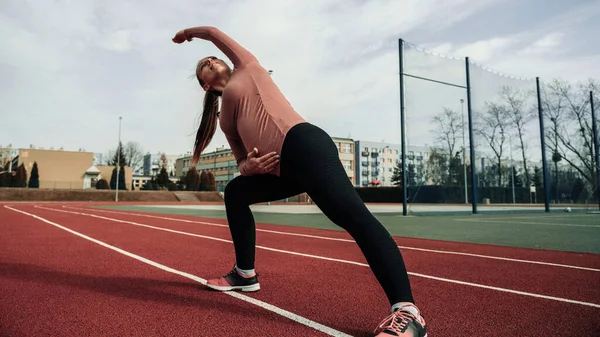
<box><xmin>374</xmin><ymin>304</ymin><xmax>427</xmax><ymax>336</ymax></box>
<box><xmin>205</xmin><ymin>266</ymin><xmax>260</xmax><ymax>292</ymax></box>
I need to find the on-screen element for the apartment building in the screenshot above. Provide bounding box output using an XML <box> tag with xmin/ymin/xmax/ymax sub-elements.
<box><xmin>175</xmin><ymin>146</ymin><xmax>239</xmax><ymax>191</ymax></box>
<box><xmin>331</xmin><ymin>137</ymin><xmax>356</xmax><ymax>185</ymax></box>
<box><xmin>354</xmin><ymin>140</ymin><xmax>429</xmax><ymax>187</ymax></box>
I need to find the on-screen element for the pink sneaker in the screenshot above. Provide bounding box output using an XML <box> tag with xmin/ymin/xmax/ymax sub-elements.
<box><xmin>374</xmin><ymin>305</ymin><xmax>427</xmax><ymax>337</ymax></box>
<box><xmin>205</xmin><ymin>267</ymin><xmax>260</xmax><ymax>292</ymax></box>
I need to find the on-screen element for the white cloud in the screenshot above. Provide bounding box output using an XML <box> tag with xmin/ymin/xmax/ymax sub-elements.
<box><xmin>519</xmin><ymin>32</ymin><xmax>565</xmax><ymax>56</ymax></box>
<box><xmin>0</xmin><ymin>0</ymin><xmax>598</xmax><ymax>167</ymax></box>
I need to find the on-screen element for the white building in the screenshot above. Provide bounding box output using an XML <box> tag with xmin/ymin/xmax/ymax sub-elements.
<box><xmin>143</xmin><ymin>152</ymin><xmax>179</xmax><ymax>177</ymax></box>
<box><xmin>354</xmin><ymin>140</ymin><xmax>429</xmax><ymax>187</ymax></box>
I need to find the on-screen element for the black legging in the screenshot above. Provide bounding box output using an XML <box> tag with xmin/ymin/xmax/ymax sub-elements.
<box><xmin>223</xmin><ymin>122</ymin><xmax>414</xmax><ymax>305</ymax></box>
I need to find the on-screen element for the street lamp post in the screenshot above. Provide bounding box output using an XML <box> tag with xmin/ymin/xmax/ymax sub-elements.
<box><xmin>509</xmin><ymin>136</ymin><xmax>515</xmax><ymax>203</ymax></box>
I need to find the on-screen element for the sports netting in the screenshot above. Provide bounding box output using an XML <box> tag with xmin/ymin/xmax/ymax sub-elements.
<box><xmin>402</xmin><ymin>41</ymin><xmax>470</xmax><ymax>211</ymax></box>
<box><xmin>469</xmin><ymin>61</ymin><xmax>542</xmax><ymax>206</ymax></box>
<box><xmin>539</xmin><ymin>80</ymin><xmax>600</xmax><ymax>213</ymax></box>
<box><xmin>399</xmin><ymin>38</ymin><xmax>600</xmax><ymax>214</ymax></box>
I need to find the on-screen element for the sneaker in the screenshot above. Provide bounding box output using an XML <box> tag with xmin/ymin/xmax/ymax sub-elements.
<box><xmin>374</xmin><ymin>305</ymin><xmax>427</xmax><ymax>337</ymax></box>
<box><xmin>205</xmin><ymin>266</ymin><xmax>260</xmax><ymax>292</ymax></box>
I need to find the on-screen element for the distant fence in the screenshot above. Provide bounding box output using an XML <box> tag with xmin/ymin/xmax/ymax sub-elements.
<box><xmin>354</xmin><ymin>186</ymin><xmax>548</xmax><ymax>204</ymax></box>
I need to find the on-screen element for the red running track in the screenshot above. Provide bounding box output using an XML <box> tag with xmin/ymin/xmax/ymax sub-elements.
<box><xmin>1</xmin><ymin>204</ymin><xmax>599</xmax><ymax>336</ymax></box>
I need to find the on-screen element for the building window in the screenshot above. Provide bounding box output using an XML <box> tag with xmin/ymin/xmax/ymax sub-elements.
<box><xmin>343</xmin><ymin>160</ymin><xmax>352</xmax><ymax>170</ymax></box>
<box><xmin>342</xmin><ymin>144</ymin><xmax>351</xmax><ymax>153</ymax></box>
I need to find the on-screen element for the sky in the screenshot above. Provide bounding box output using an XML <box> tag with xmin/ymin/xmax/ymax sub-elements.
<box><xmin>1</xmin><ymin>0</ymin><xmax>599</xmax><ymax>163</ymax></box>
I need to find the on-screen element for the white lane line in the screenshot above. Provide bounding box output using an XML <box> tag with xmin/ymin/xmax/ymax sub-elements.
<box><xmin>62</xmin><ymin>205</ymin><xmax>600</xmax><ymax>272</ymax></box>
<box><xmin>38</xmin><ymin>205</ymin><xmax>600</xmax><ymax>309</ymax></box>
<box><xmin>453</xmin><ymin>218</ymin><xmax>600</xmax><ymax>228</ymax></box>
<box><xmin>479</xmin><ymin>214</ymin><xmax>597</xmax><ymax>220</ymax></box>
<box><xmin>4</xmin><ymin>205</ymin><xmax>351</xmax><ymax>337</ymax></box>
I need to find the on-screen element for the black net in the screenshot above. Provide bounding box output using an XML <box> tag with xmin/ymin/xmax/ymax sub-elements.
<box><xmin>402</xmin><ymin>41</ymin><xmax>470</xmax><ymax>209</ymax></box>
<box><xmin>397</xmin><ymin>39</ymin><xmax>598</xmax><ymax>216</ymax></box>
<box><xmin>468</xmin><ymin>61</ymin><xmax>542</xmax><ymax>207</ymax></box>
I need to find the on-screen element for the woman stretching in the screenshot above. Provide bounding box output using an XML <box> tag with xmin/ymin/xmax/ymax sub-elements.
<box><xmin>172</xmin><ymin>26</ymin><xmax>427</xmax><ymax>337</ymax></box>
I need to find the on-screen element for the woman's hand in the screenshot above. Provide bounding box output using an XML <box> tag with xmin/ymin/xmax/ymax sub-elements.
<box><xmin>243</xmin><ymin>148</ymin><xmax>280</xmax><ymax>175</ymax></box>
<box><xmin>172</xmin><ymin>29</ymin><xmax>192</xmax><ymax>44</ymax></box>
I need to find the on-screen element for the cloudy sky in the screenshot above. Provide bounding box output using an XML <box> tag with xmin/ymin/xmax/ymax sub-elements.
<box><xmin>1</xmin><ymin>0</ymin><xmax>599</xmax><ymax>162</ymax></box>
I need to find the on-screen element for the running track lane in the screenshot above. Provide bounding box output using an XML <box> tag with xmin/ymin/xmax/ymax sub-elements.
<box><xmin>22</xmin><ymin>205</ymin><xmax>600</xmax><ymax>336</ymax></box>
<box><xmin>68</xmin><ymin>204</ymin><xmax>600</xmax><ymax>269</ymax></box>
<box><xmin>0</xmin><ymin>206</ymin><xmax>347</xmax><ymax>337</ymax></box>
<box><xmin>56</xmin><ymin>205</ymin><xmax>600</xmax><ymax>304</ymax></box>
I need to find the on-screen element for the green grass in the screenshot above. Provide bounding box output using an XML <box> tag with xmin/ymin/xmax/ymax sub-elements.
<box><xmin>95</xmin><ymin>205</ymin><xmax>600</xmax><ymax>255</ymax></box>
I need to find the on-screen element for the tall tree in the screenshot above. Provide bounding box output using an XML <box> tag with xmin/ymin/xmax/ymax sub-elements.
<box><xmin>507</xmin><ymin>166</ymin><xmax>523</xmax><ymax>188</ymax></box>
<box><xmin>186</xmin><ymin>167</ymin><xmax>200</xmax><ymax>191</ymax></box>
<box><xmin>199</xmin><ymin>170</ymin><xmax>210</xmax><ymax>191</ymax></box>
<box><xmin>541</xmin><ymin>78</ymin><xmax>599</xmax><ymax>187</ymax></box>
<box><xmin>108</xmin><ymin>141</ymin><xmax>128</xmax><ymax>168</ymax></box>
<box><xmin>407</xmin><ymin>163</ymin><xmax>416</xmax><ymax>187</ymax></box>
<box><xmin>124</xmin><ymin>141</ymin><xmax>144</xmax><ymax>171</ymax></box>
<box><xmin>12</xmin><ymin>163</ymin><xmax>27</xmax><ymax>187</ymax></box>
<box><xmin>109</xmin><ymin>166</ymin><xmax>127</xmax><ymax>190</ymax></box>
<box><xmin>28</xmin><ymin>162</ymin><xmax>39</xmax><ymax>188</ymax></box>
<box><xmin>391</xmin><ymin>161</ymin><xmax>403</xmax><ymax>187</ymax></box>
<box><xmin>207</xmin><ymin>171</ymin><xmax>217</xmax><ymax>191</ymax></box>
<box><xmin>425</xmin><ymin>147</ymin><xmax>448</xmax><ymax>185</ymax></box>
<box><xmin>476</xmin><ymin>102</ymin><xmax>510</xmax><ymax>186</ymax></box>
<box><xmin>448</xmin><ymin>152</ymin><xmax>463</xmax><ymax>186</ymax></box>
<box><xmin>156</xmin><ymin>167</ymin><xmax>170</xmax><ymax>186</ymax></box>
<box><xmin>431</xmin><ymin>107</ymin><xmax>464</xmax><ymax>181</ymax></box>
<box><xmin>501</xmin><ymin>86</ymin><xmax>536</xmax><ymax>186</ymax></box>
<box><xmin>532</xmin><ymin>166</ymin><xmax>543</xmax><ymax>188</ymax></box>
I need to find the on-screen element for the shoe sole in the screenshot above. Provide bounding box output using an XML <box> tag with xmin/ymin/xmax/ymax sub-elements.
<box><xmin>205</xmin><ymin>283</ymin><xmax>261</xmax><ymax>292</ymax></box>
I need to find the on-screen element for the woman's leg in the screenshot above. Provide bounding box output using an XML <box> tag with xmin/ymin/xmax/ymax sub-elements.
<box><xmin>281</xmin><ymin>123</ymin><xmax>414</xmax><ymax>307</ymax></box>
<box><xmin>223</xmin><ymin>174</ymin><xmax>303</xmax><ymax>270</ymax></box>
<box><xmin>280</xmin><ymin>124</ymin><xmax>426</xmax><ymax>336</ymax></box>
<box><xmin>206</xmin><ymin>173</ymin><xmax>303</xmax><ymax>292</ymax></box>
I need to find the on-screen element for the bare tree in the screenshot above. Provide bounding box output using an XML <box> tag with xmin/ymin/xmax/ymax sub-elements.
<box><xmin>430</xmin><ymin>107</ymin><xmax>464</xmax><ymax>184</ymax></box>
<box><xmin>160</xmin><ymin>153</ymin><xmax>168</xmax><ymax>171</ymax></box>
<box><xmin>424</xmin><ymin>146</ymin><xmax>448</xmax><ymax>185</ymax></box>
<box><xmin>124</xmin><ymin>141</ymin><xmax>144</xmax><ymax>171</ymax></box>
<box><xmin>501</xmin><ymin>86</ymin><xmax>536</xmax><ymax>186</ymax></box>
<box><xmin>476</xmin><ymin>102</ymin><xmax>510</xmax><ymax>186</ymax></box>
<box><xmin>104</xmin><ymin>149</ymin><xmax>115</xmax><ymax>166</ymax></box>
<box><xmin>541</xmin><ymin>78</ymin><xmax>598</xmax><ymax>186</ymax></box>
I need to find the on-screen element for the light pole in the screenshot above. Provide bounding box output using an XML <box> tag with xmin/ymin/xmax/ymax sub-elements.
<box><xmin>115</xmin><ymin>116</ymin><xmax>122</xmax><ymax>202</ymax></box>
<box><xmin>509</xmin><ymin>136</ymin><xmax>515</xmax><ymax>203</ymax></box>
<box><xmin>461</xmin><ymin>99</ymin><xmax>468</xmax><ymax>204</ymax></box>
